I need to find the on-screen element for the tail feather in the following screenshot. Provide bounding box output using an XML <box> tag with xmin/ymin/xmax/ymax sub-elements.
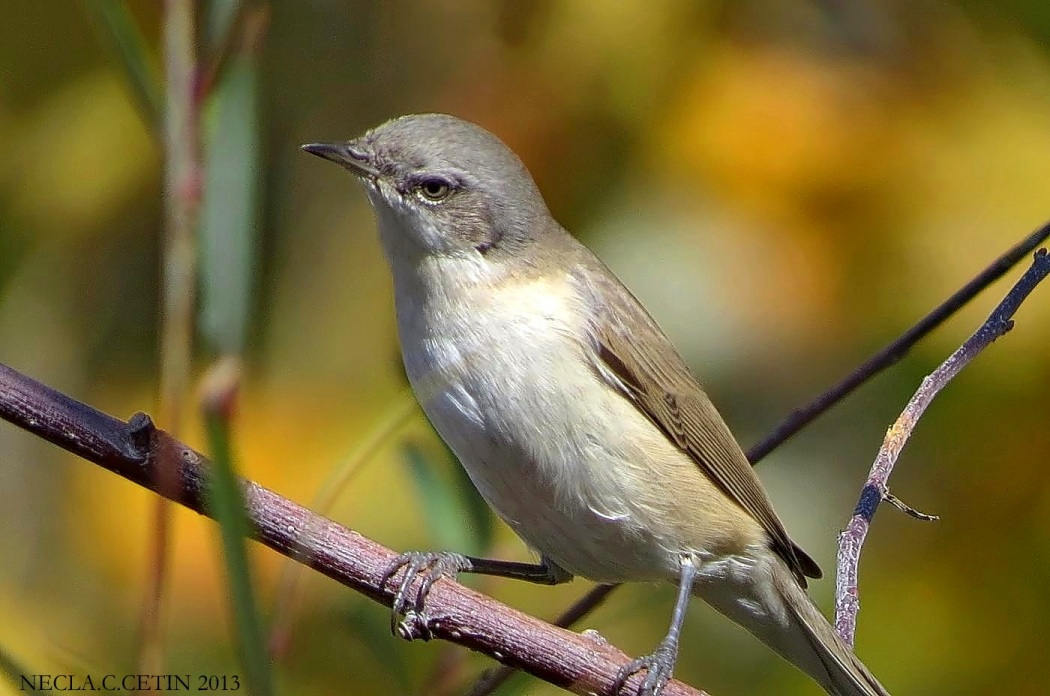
<box><xmin>695</xmin><ymin>554</ymin><xmax>890</xmax><ymax>696</ymax></box>
<box><xmin>775</xmin><ymin>562</ymin><xmax>889</xmax><ymax>696</ymax></box>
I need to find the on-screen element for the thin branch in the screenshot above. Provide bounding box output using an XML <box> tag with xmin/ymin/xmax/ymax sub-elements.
<box><xmin>834</xmin><ymin>248</ymin><xmax>1050</xmax><ymax>646</ymax></box>
<box><xmin>882</xmin><ymin>492</ymin><xmax>937</xmax><ymax>521</ymax></box>
<box><xmin>747</xmin><ymin>220</ymin><xmax>1050</xmax><ymax>462</ymax></box>
<box><xmin>467</xmin><ymin>222</ymin><xmax>1050</xmax><ymax>696</ymax></box>
<box><xmin>0</xmin><ymin>363</ymin><xmax>705</xmax><ymax>696</ymax></box>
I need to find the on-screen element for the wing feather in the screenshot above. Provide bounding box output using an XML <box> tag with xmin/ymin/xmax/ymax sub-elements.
<box><xmin>575</xmin><ymin>266</ymin><xmax>821</xmax><ymax>583</ymax></box>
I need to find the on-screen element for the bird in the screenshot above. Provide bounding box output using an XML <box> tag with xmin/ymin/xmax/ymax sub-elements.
<box><xmin>302</xmin><ymin>113</ymin><xmax>890</xmax><ymax>696</ymax></box>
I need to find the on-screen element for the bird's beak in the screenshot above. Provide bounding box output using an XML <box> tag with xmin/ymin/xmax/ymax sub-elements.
<box><xmin>301</xmin><ymin>142</ymin><xmax>381</xmax><ymax>178</ymax></box>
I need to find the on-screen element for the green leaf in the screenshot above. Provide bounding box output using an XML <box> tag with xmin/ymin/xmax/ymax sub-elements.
<box><xmin>203</xmin><ymin>409</ymin><xmax>275</xmax><ymax>696</ymax></box>
<box><xmin>402</xmin><ymin>442</ymin><xmax>479</xmax><ymax>555</ymax></box>
<box><xmin>205</xmin><ymin>0</ymin><xmax>247</xmax><ymax>49</ymax></box>
<box><xmin>85</xmin><ymin>0</ymin><xmax>162</xmax><ymax>129</ymax></box>
<box><xmin>199</xmin><ymin>45</ymin><xmax>259</xmax><ymax>354</ymax></box>
<box><xmin>444</xmin><ymin>440</ymin><xmax>495</xmax><ymax>552</ymax></box>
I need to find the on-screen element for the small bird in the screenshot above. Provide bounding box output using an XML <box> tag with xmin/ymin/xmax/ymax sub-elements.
<box><xmin>303</xmin><ymin>114</ymin><xmax>889</xmax><ymax>696</ymax></box>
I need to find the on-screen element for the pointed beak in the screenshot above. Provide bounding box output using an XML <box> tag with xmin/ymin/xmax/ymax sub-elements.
<box><xmin>301</xmin><ymin>142</ymin><xmax>381</xmax><ymax>178</ymax></box>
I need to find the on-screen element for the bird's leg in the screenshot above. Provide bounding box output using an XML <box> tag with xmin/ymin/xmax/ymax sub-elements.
<box><xmin>613</xmin><ymin>555</ymin><xmax>698</xmax><ymax>696</ymax></box>
<box><xmin>381</xmin><ymin>552</ymin><xmax>571</xmax><ymax>639</ymax></box>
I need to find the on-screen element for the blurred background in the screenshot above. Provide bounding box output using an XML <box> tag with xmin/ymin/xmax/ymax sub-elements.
<box><xmin>1</xmin><ymin>1</ymin><xmax>1049</xmax><ymax>694</ymax></box>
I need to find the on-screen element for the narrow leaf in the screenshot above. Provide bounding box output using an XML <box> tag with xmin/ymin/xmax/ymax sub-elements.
<box><xmin>86</xmin><ymin>0</ymin><xmax>162</xmax><ymax>129</ymax></box>
<box><xmin>199</xmin><ymin>40</ymin><xmax>259</xmax><ymax>354</ymax></box>
<box><xmin>445</xmin><ymin>441</ymin><xmax>495</xmax><ymax>552</ymax></box>
<box><xmin>205</xmin><ymin>0</ymin><xmax>247</xmax><ymax>49</ymax></box>
<box><xmin>402</xmin><ymin>442</ymin><xmax>478</xmax><ymax>555</ymax></box>
<box><xmin>203</xmin><ymin>397</ymin><xmax>274</xmax><ymax>696</ymax></box>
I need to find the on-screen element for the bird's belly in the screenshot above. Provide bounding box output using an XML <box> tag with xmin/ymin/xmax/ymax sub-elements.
<box><xmin>403</xmin><ymin>316</ymin><xmax>704</xmax><ymax>583</ymax></box>
<box><xmin>421</xmin><ymin>377</ymin><xmax>677</xmax><ymax>583</ymax></box>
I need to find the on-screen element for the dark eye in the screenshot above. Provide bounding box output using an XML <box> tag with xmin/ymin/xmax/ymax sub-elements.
<box><xmin>415</xmin><ymin>177</ymin><xmax>453</xmax><ymax>202</ymax></box>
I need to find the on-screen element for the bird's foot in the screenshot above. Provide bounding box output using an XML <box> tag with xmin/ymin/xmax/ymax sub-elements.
<box><xmin>380</xmin><ymin>551</ymin><xmax>472</xmax><ymax>640</ymax></box>
<box><xmin>612</xmin><ymin>637</ymin><xmax>679</xmax><ymax>696</ymax></box>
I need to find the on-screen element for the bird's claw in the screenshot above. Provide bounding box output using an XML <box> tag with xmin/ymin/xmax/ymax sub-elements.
<box><xmin>380</xmin><ymin>551</ymin><xmax>471</xmax><ymax>640</ymax></box>
<box><xmin>612</xmin><ymin>639</ymin><xmax>678</xmax><ymax>696</ymax></box>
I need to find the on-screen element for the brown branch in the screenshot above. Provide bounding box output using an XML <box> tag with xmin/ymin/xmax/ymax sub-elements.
<box><xmin>467</xmin><ymin>221</ymin><xmax>1050</xmax><ymax>696</ymax></box>
<box><xmin>834</xmin><ymin>248</ymin><xmax>1050</xmax><ymax>646</ymax></box>
<box><xmin>0</xmin><ymin>363</ymin><xmax>705</xmax><ymax>696</ymax></box>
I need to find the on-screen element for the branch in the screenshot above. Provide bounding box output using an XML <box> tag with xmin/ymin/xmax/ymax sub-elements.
<box><xmin>834</xmin><ymin>248</ymin><xmax>1050</xmax><ymax>645</ymax></box>
<box><xmin>0</xmin><ymin>363</ymin><xmax>705</xmax><ymax>696</ymax></box>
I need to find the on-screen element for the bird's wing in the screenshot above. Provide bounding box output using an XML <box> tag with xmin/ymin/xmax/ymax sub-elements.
<box><xmin>572</xmin><ymin>264</ymin><xmax>821</xmax><ymax>583</ymax></box>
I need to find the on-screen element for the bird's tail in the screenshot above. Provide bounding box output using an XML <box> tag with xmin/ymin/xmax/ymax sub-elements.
<box><xmin>695</xmin><ymin>555</ymin><xmax>890</xmax><ymax>696</ymax></box>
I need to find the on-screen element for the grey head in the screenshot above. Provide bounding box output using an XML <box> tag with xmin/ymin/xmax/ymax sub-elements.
<box><xmin>303</xmin><ymin>114</ymin><xmax>557</xmax><ymax>264</ymax></box>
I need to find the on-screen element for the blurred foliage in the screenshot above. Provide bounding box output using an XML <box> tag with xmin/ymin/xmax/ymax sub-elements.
<box><xmin>202</xmin><ymin>359</ymin><xmax>274</xmax><ymax>696</ymax></box>
<box><xmin>1</xmin><ymin>1</ymin><xmax>1050</xmax><ymax>695</ymax></box>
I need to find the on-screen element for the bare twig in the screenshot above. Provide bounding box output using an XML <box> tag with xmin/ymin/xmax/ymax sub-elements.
<box><xmin>467</xmin><ymin>223</ymin><xmax>1050</xmax><ymax>696</ymax></box>
<box><xmin>834</xmin><ymin>248</ymin><xmax>1050</xmax><ymax>646</ymax></box>
<box><xmin>883</xmin><ymin>492</ymin><xmax>938</xmax><ymax>521</ymax></box>
<box><xmin>0</xmin><ymin>363</ymin><xmax>705</xmax><ymax>696</ymax></box>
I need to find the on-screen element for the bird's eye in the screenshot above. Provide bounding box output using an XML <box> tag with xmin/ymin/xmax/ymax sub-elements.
<box><xmin>415</xmin><ymin>177</ymin><xmax>453</xmax><ymax>202</ymax></box>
